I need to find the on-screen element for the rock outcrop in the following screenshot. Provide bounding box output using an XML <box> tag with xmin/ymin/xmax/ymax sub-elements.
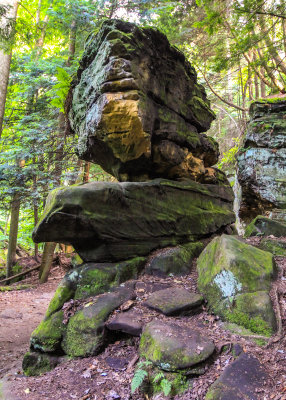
<box><xmin>67</xmin><ymin>19</ymin><xmax>220</xmax><ymax>182</ymax></box>
<box><xmin>237</xmin><ymin>99</ymin><xmax>286</xmax><ymax>220</ymax></box>
<box><xmin>33</xmin><ymin>179</ymin><xmax>234</xmax><ymax>262</ymax></box>
<box><xmin>197</xmin><ymin>235</ymin><xmax>277</xmax><ymax>335</ymax></box>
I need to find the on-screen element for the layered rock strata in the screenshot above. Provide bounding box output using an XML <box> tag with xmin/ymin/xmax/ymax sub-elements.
<box><xmin>67</xmin><ymin>19</ymin><xmax>220</xmax><ymax>182</ymax></box>
<box><xmin>33</xmin><ymin>179</ymin><xmax>235</xmax><ymax>262</ymax></box>
<box><xmin>237</xmin><ymin>99</ymin><xmax>286</xmax><ymax>220</ymax></box>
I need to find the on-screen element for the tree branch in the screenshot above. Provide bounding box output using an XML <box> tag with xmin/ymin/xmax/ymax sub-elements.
<box><xmin>196</xmin><ymin>66</ymin><xmax>248</xmax><ymax>112</ymax></box>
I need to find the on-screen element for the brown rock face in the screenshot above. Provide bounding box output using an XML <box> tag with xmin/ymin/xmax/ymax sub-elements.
<box><xmin>68</xmin><ymin>19</ymin><xmax>219</xmax><ymax>182</ymax></box>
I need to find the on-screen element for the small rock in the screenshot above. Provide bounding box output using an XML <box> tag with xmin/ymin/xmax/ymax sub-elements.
<box><xmin>106</xmin><ymin>311</ymin><xmax>143</xmax><ymax>336</ymax></box>
<box><xmin>140</xmin><ymin>320</ymin><xmax>215</xmax><ymax>372</ymax></box>
<box><xmin>143</xmin><ymin>287</ymin><xmax>204</xmax><ymax>316</ymax></box>
<box><xmin>205</xmin><ymin>353</ymin><xmax>269</xmax><ymax>399</ymax></box>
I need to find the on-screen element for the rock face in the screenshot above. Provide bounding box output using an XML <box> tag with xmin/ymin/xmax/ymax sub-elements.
<box><xmin>33</xmin><ymin>179</ymin><xmax>235</xmax><ymax>262</ymax></box>
<box><xmin>237</xmin><ymin>99</ymin><xmax>286</xmax><ymax>220</ymax></box>
<box><xmin>197</xmin><ymin>235</ymin><xmax>277</xmax><ymax>334</ymax></box>
<box><xmin>67</xmin><ymin>19</ymin><xmax>220</xmax><ymax>182</ymax></box>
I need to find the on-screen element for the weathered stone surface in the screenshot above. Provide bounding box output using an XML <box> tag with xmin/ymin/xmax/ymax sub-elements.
<box><xmin>44</xmin><ymin>257</ymin><xmax>144</xmax><ymax>321</ymax></box>
<box><xmin>62</xmin><ymin>285</ymin><xmax>135</xmax><ymax>357</ymax></box>
<box><xmin>106</xmin><ymin>311</ymin><xmax>143</xmax><ymax>336</ymax></box>
<box><xmin>30</xmin><ymin>310</ymin><xmax>66</xmax><ymax>353</ymax></box>
<box><xmin>205</xmin><ymin>353</ymin><xmax>268</xmax><ymax>400</ymax></box>
<box><xmin>237</xmin><ymin>99</ymin><xmax>286</xmax><ymax>220</ymax></box>
<box><xmin>140</xmin><ymin>320</ymin><xmax>215</xmax><ymax>372</ymax></box>
<box><xmin>197</xmin><ymin>235</ymin><xmax>276</xmax><ymax>335</ymax></box>
<box><xmin>33</xmin><ymin>179</ymin><xmax>234</xmax><ymax>262</ymax></box>
<box><xmin>143</xmin><ymin>287</ymin><xmax>203</xmax><ymax>316</ymax></box>
<box><xmin>145</xmin><ymin>242</ymin><xmax>204</xmax><ymax>276</ymax></box>
<box><xmin>259</xmin><ymin>237</ymin><xmax>286</xmax><ymax>256</ymax></box>
<box><xmin>67</xmin><ymin>19</ymin><xmax>221</xmax><ymax>182</ymax></box>
<box><xmin>22</xmin><ymin>352</ymin><xmax>59</xmax><ymax>376</ymax></box>
<box><xmin>244</xmin><ymin>215</ymin><xmax>286</xmax><ymax>238</ymax></box>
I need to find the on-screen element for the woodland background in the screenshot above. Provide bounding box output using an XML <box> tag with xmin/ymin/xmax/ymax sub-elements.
<box><xmin>0</xmin><ymin>0</ymin><xmax>285</xmax><ymax>279</ymax></box>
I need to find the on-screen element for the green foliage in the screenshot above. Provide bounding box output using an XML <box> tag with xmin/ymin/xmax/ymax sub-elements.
<box><xmin>226</xmin><ymin>310</ymin><xmax>272</xmax><ymax>336</ymax></box>
<box><xmin>217</xmin><ymin>137</ymin><xmax>240</xmax><ymax>171</ymax></box>
<box><xmin>49</xmin><ymin>67</ymin><xmax>72</xmax><ymax>112</ymax></box>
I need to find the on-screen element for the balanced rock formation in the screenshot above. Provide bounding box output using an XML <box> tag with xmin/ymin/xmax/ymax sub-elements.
<box><xmin>237</xmin><ymin>99</ymin><xmax>286</xmax><ymax>220</ymax></box>
<box><xmin>33</xmin><ymin>179</ymin><xmax>234</xmax><ymax>262</ymax></box>
<box><xmin>67</xmin><ymin>19</ymin><xmax>220</xmax><ymax>182</ymax></box>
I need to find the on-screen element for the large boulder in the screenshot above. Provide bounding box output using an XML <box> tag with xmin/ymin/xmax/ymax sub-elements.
<box><xmin>197</xmin><ymin>235</ymin><xmax>277</xmax><ymax>334</ymax></box>
<box><xmin>33</xmin><ymin>179</ymin><xmax>235</xmax><ymax>262</ymax></box>
<box><xmin>67</xmin><ymin>19</ymin><xmax>220</xmax><ymax>182</ymax></box>
<box><xmin>237</xmin><ymin>99</ymin><xmax>286</xmax><ymax>220</ymax></box>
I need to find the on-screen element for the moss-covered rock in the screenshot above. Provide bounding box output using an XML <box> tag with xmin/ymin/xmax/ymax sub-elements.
<box><xmin>197</xmin><ymin>235</ymin><xmax>276</xmax><ymax>334</ymax></box>
<box><xmin>45</xmin><ymin>269</ymin><xmax>79</xmax><ymax>318</ymax></box>
<box><xmin>67</xmin><ymin>19</ymin><xmax>219</xmax><ymax>182</ymax></box>
<box><xmin>139</xmin><ymin>320</ymin><xmax>215</xmax><ymax>372</ymax></box>
<box><xmin>22</xmin><ymin>352</ymin><xmax>59</xmax><ymax>376</ymax></box>
<box><xmin>244</xmin><ymin>216</ymin><xmax>286</xmax><ymax>238</ymax></box>
<box><xmin>30</xmin><ymin>310</ymin><xmax>66</xmax><ymax>353</ymax></box>
<box><xmin>33</xmin><ymin>179</ymin><xmax>234</xmax><ymax>263</ymax></box>
<box><xmin>62</xmin><ymin>284</ymin><xmax>135</xmax><ymax>357</ymax></box>
<box><xmin>146</xmin><ymin>241</ymin><xmax>204</xmax><ymax>276</ymax></box>
<box><xmin>259</xmin><ymin>237</ymin><xmax>286</xmax><ymax>256</ymax></box>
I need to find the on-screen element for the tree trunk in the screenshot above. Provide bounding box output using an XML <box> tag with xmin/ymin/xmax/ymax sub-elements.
<box><xmin>260</xmin><ymin>68</ymin><xmax>266</xmax><ymax>97</ymax></box>
<box><xmin>39</xmin><ymin>242</ymin><xmax>56</xmax><ymax>283</ymax></box>
<box><xmin>6</xmin><ymin>192</ymin><xmax>20</xmax><ymax>278</ymax></box>
<box><xmin>0</xmin><ymin>0</ymin><xmax>18</xmax><ymax>136</ymax></box>
<box><xmin>83</xmin><ymin>161</ymin><xmax>90</xmax><ymax>183</ymax></box>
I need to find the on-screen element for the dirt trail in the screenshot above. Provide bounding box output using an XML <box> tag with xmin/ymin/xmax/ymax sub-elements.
<box><xmin>0</xmin><ymin>278</ymin><xmax>62</xmax><ymax>379</ymax></box>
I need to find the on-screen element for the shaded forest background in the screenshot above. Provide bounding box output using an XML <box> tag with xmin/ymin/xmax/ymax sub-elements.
<box><xmin>0</xmin><ymin>0</ymin><xmax>286</xmax><ymax>279</ymax></box>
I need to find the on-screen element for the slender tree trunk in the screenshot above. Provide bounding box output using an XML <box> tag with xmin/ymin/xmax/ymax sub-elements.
<box><xmin>260</xmin><ymin>67</ymin><xmax>266</xmax><ymax>97</ymax></box>
<box><xmin>83</xmin><ymin>161</ymin><xmax>90</xmax><ymax>183</ymax></box>
<box><xmin>6</xmin><ymin>192</ymin><xmax>20</xmax><ymax>278</ymax></box>
<box><xmin>0</xmin><ymin>0</ymin><xmax>18</xmax><ymax>136</ymax></box>
<box><xmin>39</xmin><ymin>242</ymin><xmax>57</xmax><ymax>283</ymax></box>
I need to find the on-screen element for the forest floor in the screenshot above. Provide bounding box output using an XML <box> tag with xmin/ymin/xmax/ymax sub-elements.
<box><xmin>0</xmin><ymin>238</ymin><xmax>285</xmax><ymax>400</ymax></box>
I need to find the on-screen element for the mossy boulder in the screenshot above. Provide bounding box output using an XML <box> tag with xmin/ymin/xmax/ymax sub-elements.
<box><xmin>33</xmin><ymin>179</ymin><xmax>234</xmax><ymax>263</ymax></box>
<box><xmin>259</xmin><ymin>237</ymin><xmax>286</xmax><ymax>256</ymax></box>
<box><xmin>44</xmin><ymin>256</ymin><xmax>145</xmax><ymax>320</ymax></box>
<box><xmin>140</xmin><ymin>320</ymin><xmax>215</xmax><ymax>372</ymax></box>
<box><xmin>30</xmin><ymin>310</ymin><xmax>66</xmax><ymax>353</ymax></box>
<box><xmin>244</xmin><ymin>216</ymin><xmax>286</xmax><ymax>238</ymax></box>
<box><xmin>62</xmin><ymin>284</ymin><xmax>135</xmax><ymax>357</ymax></box>
<box><xmin>197</xmin><ymin>235</ymin><xmax>276</xmax><ymax>334</ymax></box>
<box><xmin>145</xmin><ymin>241</ymin><xmax>204</xmax><ymax>276</ymax></box>
<box><xmin>74</xmin><ymin>257</ymin><xmax>146</xmax><ymax>299</ymax></box>
<box><xmin>45</xmin><ymin>269</ymin><xmax>79</xmax><ymax>318</ymax></box>
<box><xmin>22</xmin><ymin>352</ymin><xmax>59</xmax><ymax>376</ymax></box>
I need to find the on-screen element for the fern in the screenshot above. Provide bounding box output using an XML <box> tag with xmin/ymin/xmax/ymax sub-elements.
<box><xmin>153</xmin><ymin>372</ymin><xmax>164</xmax><ymax>383</ymax></box>
<box><xmin>131</xmin><ymin>369</ymin><xmax>148</xmax><ymax>393</ymax></box>
<box><xmin>160</xmin><ymin>378</ymin><xmax>172</xmax><ymax>396</ymax></box>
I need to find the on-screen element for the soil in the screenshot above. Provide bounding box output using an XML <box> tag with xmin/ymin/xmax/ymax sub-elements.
<box><xmin>0</xmin><ymin>239</ymin><xmax>285</xmax><ymax>400</ymax></box>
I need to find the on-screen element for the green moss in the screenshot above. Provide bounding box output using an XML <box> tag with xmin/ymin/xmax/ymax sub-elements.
<box><xmin>22</xmin><ymin>352</ymin><xmax>58</xmax><ymax>376</ymax></box>
<box><xmin>45</xmin><ymin>269</ymin><xmax>79</xmax><ymax>317</ymax></box>
<box><xmin>225</xmin><ymin>310</ymin><xmax>272</xmax><ymax>336</ymax></box>
<box><xmin>140</xmin><ymin>330</ymin><xmax>163</xmax><ymax>364</ymax></box>
<box><xmin>0</xmin><ymin>284</ymin><xmax>31</xmax><ymax>292</ymax></box>
<box><xmin>253</xmin><ymin>97</ymin><xmax>286</xmax><ymax>104</ymax></box>
<box><xmin>259</xmin><ymin>238</ymin><xmax>286</xmax><ymax>256</ymax></box>
<box><xmin>31</xmin><ymin>310</ymin><xmax>66</xmax><ymax>352</ymax></box>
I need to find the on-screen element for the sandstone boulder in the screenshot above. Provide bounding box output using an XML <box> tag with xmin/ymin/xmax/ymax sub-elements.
<box><xmin>33</xmin><ymin>179</ymin><xmax>235</xmax><ymax>263</ymax></box>
<box><xmin>197</xmin><ymin>235</ymin><xmax>277</xmax><ymax>334</ymax></box>
<box><xmin>67</xmin><ymin>19</ymin><xmax>220</xmax><ymax>182</ymax></box>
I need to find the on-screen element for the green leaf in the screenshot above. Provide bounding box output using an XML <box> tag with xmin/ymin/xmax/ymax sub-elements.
<box><xmin>131</xmin><ymin>369</ymin><xmax>148</xmax><ymax>393</ymax></box>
